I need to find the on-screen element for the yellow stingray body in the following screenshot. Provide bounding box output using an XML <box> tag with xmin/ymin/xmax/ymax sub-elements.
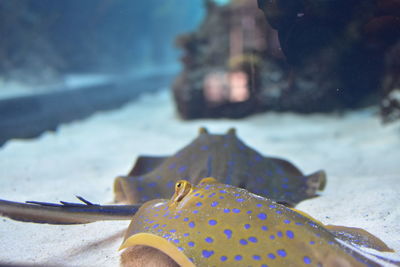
<box><xmin>120</xmin><ymin>178</ymin><xmax>390</xmax><ymax>267</ymax></box>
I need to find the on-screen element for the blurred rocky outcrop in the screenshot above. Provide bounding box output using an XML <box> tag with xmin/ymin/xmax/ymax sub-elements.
<box><xmin>173</xmin><ymin>0</ymin><xmax>400</xmax><ymax>121</ymax></box>
<box><xmin>173</xmin><ymin>0</ymin><xmax>276</xmax><ymax>118</ymax></box>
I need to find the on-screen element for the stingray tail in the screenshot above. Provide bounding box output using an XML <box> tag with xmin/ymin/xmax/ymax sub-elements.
<box><xmin>328</xmin><ymin>225</ymin><xmax>400</xmax><ymax>266</ymax></box>
<box><xmin>0</xmin><ymin>197</ymin><xmax>139</xmax><ymax>224</ymax></box>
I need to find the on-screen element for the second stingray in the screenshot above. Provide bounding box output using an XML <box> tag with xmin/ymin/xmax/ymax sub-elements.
<box><xmin>114</xmin><ymin>128</ymin><xmax>326</xmax><ymax>207</ymax></box>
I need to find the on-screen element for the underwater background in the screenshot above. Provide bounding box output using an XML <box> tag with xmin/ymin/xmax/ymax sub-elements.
<box><xmin>0</xmin><ymin>0</ymin><xmax>399</xmax><ymax>266</ymax></box>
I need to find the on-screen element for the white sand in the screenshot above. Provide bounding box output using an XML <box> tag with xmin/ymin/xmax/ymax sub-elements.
<box><xmin>0</xmin><ymin>89</ymin><xmax>399</xmax><ymax>266</ymax></box>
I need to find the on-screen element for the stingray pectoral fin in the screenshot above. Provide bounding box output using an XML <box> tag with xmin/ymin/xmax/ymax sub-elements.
<box><xmin>326</xmin><ymin>225</ymin><xmax>394</xmax><ymax>252</ymax></box>
<box><xmin>0</xmin><ymin>199</ymin><xmax>138</xmax><ymax>224</ymax></box>
<box><xmin>119</xmin><ymin>233</ymin><xmax>194</xmax><ymax>267</ymax></box>
<box><xmin>128</xmin><ymin>156</ymin><xmax>168</xmax><ymax>176</ymax></box>
<box><xmin>306</xmin><ymin>170</ymin><xmax>327</xmax><ymax>192</ymax></box>
<box><xmin>114</xmin><ymin>176</ymin><xmax>140</xmax><ymax>204</ymax></box>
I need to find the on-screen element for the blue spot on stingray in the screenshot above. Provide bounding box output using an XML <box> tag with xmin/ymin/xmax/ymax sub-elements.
<box><xmin>153</xmin><ymin>224</ymin><xmax>159</xmax><ymax>228</ymax></box>
<box><xmin>282</xmin><ymin>184</ymin><xmax>289</xmax><ymax>189</ymax></box>
<box><xmin>236</xmin><ymin>198</ymin><xmax>244</xmax><ymax>202</ymax></box>
<box><xmin>256</xmin><ymin>203</ymin><xmax>263</xmax><ymax>207</ymax></box>
<box><xmin>269</xmin><ymin>204</ymin><xmax>277</xmax><ymax>209</ymax></box>
<box><xmin>196</xmin><ymin>202</ymin><xmax>203</xmax><ymax>207</ymax></box>
<box><xmin>188</xmin><ymin>221</ymin><xmax>195</xmax><ymax>228</ymax></box>
<box><xmin>220</xmin><ymin>256</ymin><xmax>227</xmax><ymax>262</ymax></box>
<box><xmin>223</xmin><ymin>208</ymin><xmax>230</xmax><ymax>213</ymax></box>
<box><xmin>188</xmin><ymin>241</ymin><xmax>195</xmax><ymax>247</ymax></box>
<box><xmin>268</xmin><ymin>253</ymin><xmax>276</xmax><ymax>259</ymax></box>
<box><xmin>148</xmin><ymin>182</ymin><xmax>157</xmax><ymax>187</ymax></box>
<box><xmin>247</xmin><ymin>210</ymin><xmax>252</xmax><ymax>214</ymax></box>
<box><xmin>234</xmin><ymin>193</ymin><xmax>241</xmax><ymax>197</ymax></box>
<box><xmin>192</xmin><ymin>210</ymin><xmax>199</xmax><ymax>214</ymax></box>
<box><xmin>174</xmin><ymin>239</ymin><xmax>180</xmax><ymax>244</ymax></box>
<box><xmin>201</xmin><ymin>145</ymin><xmax>209</xmax><ymax>151</ymax></box>
<box><xmin>170</xmin><ymin>229</ymin><xmax>176</xmax><ymax>233</ymax></box>
<box><xmin>277</xmin><ymin>249</ymin><xmax>287</xmax><ymax>257</ymax></box>
<box><xmin>209</xmin><ymin>219</ymin><xmax>217</xmax><ymax>226</ymax></box>
<box><xmin>168</xmin><ymin>163</ymin><xmax>176</xmax><ymax>169</ymax></box>
<box><xmin>183</xmin><ymin>233</ymin><xmax>189</xmax><ymax>237</ymax></box>
<box><xmin>208</xmin><ymin>193</ymin><xmax>216</xmax><ymax>198</ymax></box>
<box><xmin>286</xmin><ymin>230</ymin><xmax>294</xmax><ymax>239</ymax></box>
<box><xmin>178</xmin><ymin>166</ymin><xmax>187</xmax><ymax>173</ymax></box>
<box><xmin>174</xmin><ymin>215</ymin><xmax>180</xmax><ymax>219</ymax></box>
<box><xmin>220</xmin><ymin>190</ymin><xmax>227</xmax><ymax>194</ymax></box>
<box><xmin>276</xmin><ymin>210</ymin><xmax>283</xmax><ymax>214</ymax></box>
<box><xmin>295</xmin><ymin>222</ymin><xmax>304</xmax><ymax>226</ymax></box>
<box><xmin>211</xmin><ymin>201</ymin><xmax>219</xmax><ymax>207</ymax></box>
<box><xmin>309</xmin><ymin>241</ymin><xmax>315</xmax><ymax>245</ymax></box>
<box><xmin>234</xmin><ymin>255</ymin><xmax>243</xmax><ymax>261</ymax></box>
<box><xmin>258</xmin><ymin>213</ymin><xmax>267</xmax><ymax>220</ymax></box>
<box><xmin>232</xmin><ymin>208</ymin><xmax>241</xmax><ymax>213</ymax></box>
<box><xmin>244</xmin><ymin>224</ymin><xmax>251</xmax><ymax>229</ymax></box>
<box><xmin>270</xmin><ymin>235</ymin><xmax>275</xmax><ymax>240</ymax></box>
<box><xmin>248</xmin><ymin>237</ymin><xmax>258</xmax><ymax>243</ymax></box>
<box><xmin>202</xmin><ymin>250</ymin><xmax>214</xmax><ymax>258</ymax></box>
<box><xmin>261</xmin><ymin>225</ymin><xmax>268</xmax><ymax>231</ymax></box>
<box><xmin>277</xmin><ymin>231</ymin><xmax>283</xmax><ymax>237</ymax></box>
<box><xmin>303</xmin><ymin>256</ymin><xmax>312</xmax><ymax>264</ymax></box>
<box><xmin>183</xmin><ymin>217</ymin><xmax>189</xmax><ymax>222</ymax></box>
<box><xmin>205</xmin><ymin>237</ymin><xmax>213</xmax><ymax>243</ymax></box>
<box><xmin>253</xmin><ymin>255</ymin><xmax>261</xmax><ymax>260</ymax></box>
<box><xmin>224</xmin><ymin>229</ymin><xmax>232</xmax><ymax>239</ymax></box>
<box><xmin>282</xmin><ymin>177</ymin><xmax>289</xmax><ymax>183</ymax></box>
<box><xmin>239</xmin><ymin>239</ymin><xmax>248</xmax><ymax>245</ymax></box>
<box><xmin>219</xmin><ymin>196</ymin><xmax>225</xmax><ymax>199</ymax></box>
<box><xmin>194</xmin><ymin>193</ymin><xmax>200</xmax><ymax>197</ymax></box>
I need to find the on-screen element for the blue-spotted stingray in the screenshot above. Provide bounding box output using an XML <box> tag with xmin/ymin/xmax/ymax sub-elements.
<box><xmin>0</xmin><ymin>179</ymin><xmax>398</xmax><ymax>266</ymax></box>
<box><xmin>114</xmin><ymin>128</ymin><xmax>326</xmax><ymax>207</ymax></box>
<box><xmin>120</xmin><ymin>178</ymin><xmax>398</xmax><ymax>267</ymax></box>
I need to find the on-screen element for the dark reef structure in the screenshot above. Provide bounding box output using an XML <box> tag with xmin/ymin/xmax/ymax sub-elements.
<box><xmin>381</xmin><ymin>41</ymin><xmax>400</xmax><ymax>122</ymax></box>
<box><xmin>173</xmin><ymin>0</ymin><xmax>400</xmax><ymax>121</ymax></box>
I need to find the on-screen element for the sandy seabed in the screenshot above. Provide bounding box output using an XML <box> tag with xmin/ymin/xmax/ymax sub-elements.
<box><xmin>0</xmin><ymin>89</ymin><xmax>399</xmax><ymax>266</ymax></box>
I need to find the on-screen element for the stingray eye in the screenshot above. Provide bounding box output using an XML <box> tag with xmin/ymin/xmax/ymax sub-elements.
<box><xmin>173</xmin><ymin>180</ymin><xmax>192</xmax><ymax>203</ymax></box>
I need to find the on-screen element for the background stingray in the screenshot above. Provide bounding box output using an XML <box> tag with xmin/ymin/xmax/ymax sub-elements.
<box><xmin>114</xmin><ymin>128</ymin><xmax>326</xmax><ymax>207</ymax></box>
